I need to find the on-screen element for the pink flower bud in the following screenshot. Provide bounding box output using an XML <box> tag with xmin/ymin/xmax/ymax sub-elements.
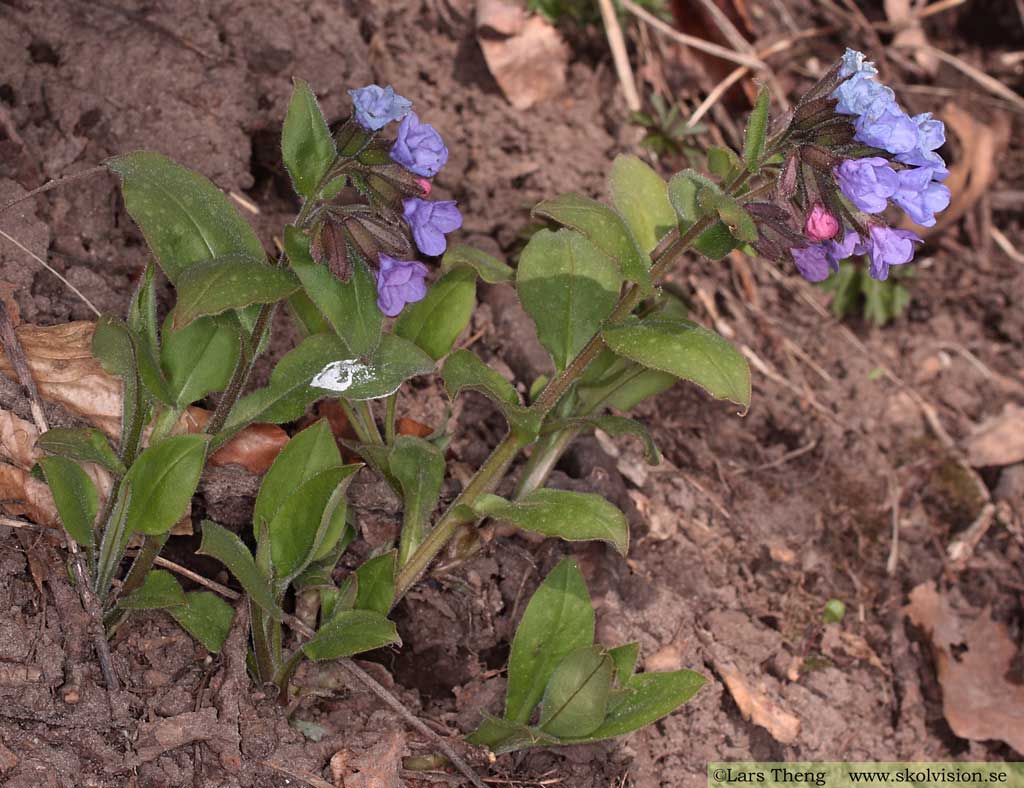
<box><xmin>416</xmin><ymin>178</ymin><xmax>432</xmax><ymax>197</ymax></box>
<box><xmin>804</xmin><ymin>203</ymin><xmax>839</xmax><ymax>241</ymax></box>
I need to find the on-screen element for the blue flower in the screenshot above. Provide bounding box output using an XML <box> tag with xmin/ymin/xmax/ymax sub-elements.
<box><xmin>791</xmin><ymin>243</ymin><xmax>837</xmax><ymax>282</ymax></box>
<box><xmin>854</xmin><ymin>103</ymin><xmax>919</xmax><ymax>154</ymax></box>
<box><xmin>866</xmin><ymin>225</ymin><xmax>921</xmax><ymax>280</ymax></box>
<box><xmin>390</xmin><ymin>113</ymin><xmax>448</xmax><ymax>177</ymax></box>
<box><xmin>403</xmin><ymin>198</ymin><xmax>463</xmax><ymax>256</ymax></box>
<box><xmin>376</xmin><ymin>255</ymin><xmax>429</xmax><ymax>316</ymax></box>
<box><xmin>348</xmin><ymin>85</ymin><xmax>412</xmax><ymax>131</ymax></box>
<box><xmin>891</xmin><ymin>167</ymin><xmax>951</xmax><ymax>227</ymax></box>
<box><xmin>836</xmin><ymin>157</ymin><xmax>899</xmax><ymax>213</ymax></box>
<box><xmin>895</xmin><ymin>113</ymin><xmax>949</xmax><ymax>179</ymax></box>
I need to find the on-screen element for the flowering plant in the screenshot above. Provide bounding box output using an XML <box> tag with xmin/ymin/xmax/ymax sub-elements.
<box><xmin>32</xmin><ymin>52</ymin><xmax>947</xmax><ymax>765</ymax></box>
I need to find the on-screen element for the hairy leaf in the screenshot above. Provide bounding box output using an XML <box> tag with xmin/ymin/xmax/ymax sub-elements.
<box><xmin>302</xmin><ymin>609</ymin><xmax>400</xmax><ymax>661</ymax></box>
<box><xmin>282</xmin><ymin>78</ymin><xmax>336</xmax><ymax>198</ymax></box>
<box><xmin>173</xmin><ymin>255</ymin><xmax>299</xmax><ymax>329</ymax></box>
<box><xmin>123</xmin><ymin>435</ymin><xmax>208</xmax><ymax>535</ymax></box>
<box><xmin>608</xmin><ymin>155</ymin><xmax>677</xmax><ymax>254</ymax></box>
<box><xmin>38</xmin><ymin>456</ymin><xmax>98</xmax><ymax>547</ymax></box>
<box><xmin>395</xmin><ymin>266</ymin><xmax>475</xmax><ymax>360</ymax></box>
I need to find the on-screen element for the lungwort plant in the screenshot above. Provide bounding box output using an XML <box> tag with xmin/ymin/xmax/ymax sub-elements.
<box><xmin>34</xmin><ymin>50</ymin><xmax>947</xmax><ymax>753</ymax></box>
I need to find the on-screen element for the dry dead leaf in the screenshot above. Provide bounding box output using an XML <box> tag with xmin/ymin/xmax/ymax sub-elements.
<box><xmin>964</xmin><ymin>403</ymin><xmax>1024</xmax><ymax>467</ymax></box>
<box><xmin>329</xmin><ymin>730</ymin><xmax>406</xmax><ymax>788</ymax></box>
<box><xmin>0</xmin><ymin>321</ymin><xmax>122</xmax><ymax>437</ymax></box>
<box><xmin>716</xmin><ymin>659</ymin><xmax>801</xmax><ymax>744</ymax></box>
<box><xmin>185</xmin><ymin>408</ymin><xmax>287</xmax><ymax>474</ymax></box>
<box><xmin>885</xmin><ymin>0</ymin><xmax>939</xmax><ymax>75</ymax></box>
<box><xmin>820</xmin><ymin>627</ymin><xmax>887</xmax><ymax>674</ymax></box>
<box><xmin>905</xmin><ymin>582</ymin><xmax>1024</xmax><ymax>755</ymax></box>
<box><xmin>396</xmin><ymin>417</ymin><xmax>432</xmax><ymax>438</ymax></box>
<box><xmin>476</xmin><ymin>2</ymin><xmax>568</xmax><ymax>110</ymax></box>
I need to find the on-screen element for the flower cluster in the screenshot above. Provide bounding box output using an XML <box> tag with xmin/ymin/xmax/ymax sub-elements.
<box><xmin>781</xmin><ymin>50</ymin><xmax>950</xmax><ymax>283</ymax></box>
<box><xmin>325</xmin><ymin>85</ymin><xmax>463</xmax><ymax>316</ymax></box>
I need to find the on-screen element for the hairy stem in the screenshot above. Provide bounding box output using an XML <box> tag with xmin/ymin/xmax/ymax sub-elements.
<box><xmin>393</xmin><ymin>215</ymin><xmax>717</xmax><ymax>602</ymax></box>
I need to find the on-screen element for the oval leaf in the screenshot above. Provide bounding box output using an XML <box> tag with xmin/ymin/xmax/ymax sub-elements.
<box><xmin>441</xmin><ymin>244</ymin><xmax>514</xmax><ymax>283</ymax></box>
<box><xmin>394</xmin><ymin>266</ymin><xmax>476</xmax><ymax>360</ymax></box>
<box><xmin>505</xmin><ymin>558</ymin><xmax>594</xmax><ymax>724</ymax></box>
<box><xmin>282</xmin><ymin>78</ymin><xmax>336</xmax><ymax>198</ymax></box>
<box><xmin>533</xmin><ymin>193</ymin><xmax>647</xmax><ymax>287</ymax></box>
<box><xmin>161</xmin><ymin>314</ymin><xmax>241</xmax><ymax>407</ymax></box>
<box><xmin>608</xmin><ymin>155</ymin><xmax>677</xmax><ymax>254</ymax></box>
<box><xmin>307</xmin><ymin>334</ymin><xmax>434</xmax><ymax>401</ymax></box>
<box><xmin>474</xmin><ymin>489</ymin><xmax>629</xmax><ymax>556</ymax></box>
<box><xmin>38</xmin><ymin>456</ymin><xmax>98</xmax><ymax>547</ymax></box>
<box><xmin>389</xmin><ymin>437</ymin><xmax>445</xmax><ymax>565</ymax></box>
<box><xmin>441</xmin><ymin>350</ymin><xmax>541</xmax><ymax>440</ymax></box>
<box><xmin>539</xmin><ymin>645</ymin><xmax>613</xmax><ymax>738</ymax></box>
<box><xmin>169</xmin><ymin>591</ymin><xmax>235</xmax><ymax>653</ymax></box>
<box><xmin>354</xmin><ymin>551</ymin><xmax>397</xmax><ymax>615</ymax></box>
<box><xmin>285</xmin><ymin>226</ymin><xmax>382</xmax><ymax>355</ymax></box>
<box><xmin>302</xmin><ymin>609</ymin><xmax>401</xmax><ymax>661</ymax></box>
<box><xmin>744</xmin><ymin>85</ymin><xmax>770</xmax><ymax>171</ymax></box>
<box><xmin>517</xmin><ymin>228</ymin><xmax>620</xmax><ymax>373</ymax></box>
<box><xmin>173</xmin><ymin>255</ymin><xmax>299</xmax><ymax>329</ymax></box>
<box><xmin>38</xmin><ymin>428</ymin><xmax>125</xmax><ymax>475</ymax></box>
<box><xmin>108</xmin><ymin>151</ymin><xmax>265</xmax><ymax>282</ymax></box>
<box><xmin>602</xmin><ymin>316</ymin><xmax>751</xmax><ymax>409</ymax></box>
<box><xmin>198</xmin><ymin>520</ymin><xmax>281</xmax><ymax>619</ymax></box>
<box><xmin>123</xmin><ymin>434</ymin><xmax>208</xmax><ymax>535</ymax></box>
<box><xmin>119</xmin><ymin>569</ymin><xmax>187</xmax><ymax>610</ymax></box>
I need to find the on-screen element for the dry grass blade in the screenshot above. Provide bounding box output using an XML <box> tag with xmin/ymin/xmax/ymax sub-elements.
<box><xmin>599</xmin><ymin>0</ymin><xmax>642</xmax><ymax>111</ymax></box>
<box><xmin>0</xmin><ymin>229</ymin><xmax>101</xmax><ymax>317</ymax></box>
<box><xmin>895</xmin><ymin>42</ymin><xmax>1024</xmax><ymax>113</ymax></box>
<box><xmin>621</xmin><ymin>0</ymin><xmax>765</xmax><ymax>69</ymax></box>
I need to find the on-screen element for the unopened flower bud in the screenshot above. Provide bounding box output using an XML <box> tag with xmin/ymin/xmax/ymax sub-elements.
<box><xmin>416</xmin><ymin>178</ymin><xmax>432</xmax><ymax>197</ymax></box>
<box><xmin>804</xmin><ymin>203</ymin><xmax>839</xmax><ymax>241</ymax></box>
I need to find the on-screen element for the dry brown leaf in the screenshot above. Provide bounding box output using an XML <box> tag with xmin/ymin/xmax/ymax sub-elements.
<box><xmin>329</xmin><ymin>731</ymin><xmax>406</xmax><ymax>788</ymax></box>
<box><xmin>905</xmin><ymin>582</ymin><xmax>1024</xmax><ymax>755</ymax></box>
<box><xmin>820</xmin><ymin>627</ymin><xmax>887</xmax><ymax>673</ymax></box>
<box><xmin>396</xmin><ymin>416</ymin><xmax>432</xmax><ymax>438</ymax></box>
<box><xmin>716</xmin><ymin>659</ymin><xmax>801</xmax><ymax>744</ymax></box>
<box><xmin>0</xmin><ymin>282</ymin><xmax>22</xmax><ymax>327</ymax></box>
<box><xmin>884</xmin><ymin>0</ymin><xmax>939</xmax><ymax>75</ymax></box>
<box><xmin>185</xmin><ymin>408</ymin><xmax>287</xmax><ymax>474</ymax></box>
<box><xmin>477</xmin><ymin>4</ymin><xmax>568</xmax><ymax>110</ymax></box>
<box><xmin>964</xmin><ymin>403</ymin><xmax>1024</xmax><ymax>467</ymax></box>
<box><xmin>0</xmin><ymin>321</ymin><xmax>122</xmax><ymax>437</ymax></box>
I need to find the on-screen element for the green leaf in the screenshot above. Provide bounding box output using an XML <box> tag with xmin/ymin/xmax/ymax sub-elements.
<box><xmin>546</xmin><ymin>415</ymin><xmax>660</xmax><ymax>465</ymax></box>
<box><xmin>123</xmin><ymin>435</ymin><xmax>208</xmax><ymax>535</ymax></box>
<box><xmin>743</xmin><ymin>85</ymin><xmax>770</xmax><ymax>171</ymax></box>
<box><xmin>533</xmin><ymin>193</ymin><xmax>648</xmax><ymax>288</ymax></box>
<box><xmin>668</xmin><ymin>172</ymin><xmax>700</xmax><ymax>224</ymax></box>
<box><xmin>389</xmin><ymin>437</ymin><xmax>445</xmax><ymax>565</ymax></box>
<box><xmin>96</xmin><ymin>306</ymin><xmax>173</xmax><ymax>410</ymax></box>
<box><xmin>467</xmin><ymin>716</ymin><xmax>550</xmax><ymax>754</ymax></box>
<box><xmin>282</xmin><ymin>78</ymin><xmax>336</xmax><ymax>198</ymax></box>
<box><xmin>118</xmin><ymin>569</ymin><xmax>187</xmax><ymax>610</ymax></box>
<box><xmin>37</xmin><ymin>428</ymin><xmax>126</xmax><ymax>475</ymax></box>
<box><xmin>268</xmin><ymin>466</ymin><xmax>358</xmax><ymax>580</ymax></box>
<box><xmin>608</xmin><ymin>155</ymin><xmax>677</xmax><ymax>254</ymax></box>
<box><xmin>474</xmin><ymin>490</ymin><xmax>629</xmax><ymax>556</ymax></box>
<box><xmin>603</xmin><ymin>316</ymin><xmax>751</xmax><ymax>410</ymax></box>
<box><xmin>713</xmin><ymin>195</ymin><xmax>758</xmax><ymax>244</ymax></box>
<box><xmin>107</xmin><ymin>151</ymin><xmax>265</xmax><ymax>283</ymax></box>
<box><xmin>693</xmin><ymin>221</ymin><xmax>739</xmax><ymax>261</ymax></box>
<box><xmin>302</xmin><ymin>609</ymin><xmax>401</xmax><ymax>661</ymax></box>
<box><xmin>254</xmin><ymin>420</ymin><xmax>343</xmax><ymax>530</ymax></box>
<box><xmin>354</xmin><ymin>551</ymin><xmax>396</xmax><ymax>614</ymax></box>
<box><xmin>563</xmin><ymin>670</ymin><xmax>705</xmax><ymax>743</ymax></box>
<box><xmin>172</xmin><ymin>255</ymin><xmax>299</xmax><ymax>329</ymax></box>
<box><xmin>197</xmin><ymin>520</ymin><xmax>281</xmax><ymax>619</ymax></box>
<box><xmin>395</xmin><ymin>266</ymin><xmax>476</xmax><ymax>360</ymax></box>
<box><xmin>517</xmin><ymin>229</ymin><xmax>620</xmax><ymax>373</ymax></box>
<box><xmin>506</xmin><ymin>558</ymin><xmax>594</xmax><ymax>724</ymax></box>
<box><xmin>440</xmin><ymin>244</ymin><xmax>514</xmax><ymax>283</ymax></box>
<box><xmin>539</xmin><ymin>645</ymin><xmax>613</xmax><ymax>738</ymax></box>
<box><xmin>308</xmin><ymin>334</ymin><xmax>435</xmax><ymax>401</ymax></box>
<box><xmin>128</xmin><ymin>261</ymin><xmax>160</xmax><ymax>361</ymax></box>
<box><xmin>708</xmin><ymin>146</ymin><xmax>742</xmax><ymax>179</ymax></box>
<box><xmin>284</xmin><ymin>226</ymin><xmax>382</xmax><ymax>355</ymax></box>
<box><xmin>161</xmin><ymin>314</ymin><xmax>241</xmax><ymax>407</ymax></box>
<box><xmin>38</xmin><ymin>457</ymin><xmax>97</xmax><ymax>547</ymax></box>
<box><xmin>608</xmin><ymin>642</ymin><xmax>640</xmax><ymax>685</ymax></box>
<box><xmin>169</xmin><ymin>591</ymin><xmax>235</xmax><ymax>653</ymax></box>
<box><xmin>822</xmin><ymin>263</ymin><xmax>860</xmax><ymax>319</ymax></box>
<box><xmin>441</xmin><ymin>350</ymin><xmax>541</xmax><ymax>440</ymax></box>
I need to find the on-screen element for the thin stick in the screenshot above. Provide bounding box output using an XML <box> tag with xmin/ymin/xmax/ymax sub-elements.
<box><xmin>598</xmin><ymin>0</ymin><xmax>641</xmax><ymax>111</ymax></box>
<box><xmin>0</xmin><ymin>304</ymin><xmax>119</xmax><ymax>690</ymax></box>
<box><xmin>620</xmin><ymin>0</ymin><xmax>766</xmax><ymax>70</ymax></box>
<box><xmin>896</xmin><ymin>42</ymin><xmax>1024</xmax><ymax>113</ymax></box>
<box><xmin>0</xmin><ymin>229</ymin><xmax>101</xmax><ymax>316</ymax></box>
<box><xmin>150</xmin><ymin>554</ymin><xmax>487</xmax><ymax>788</ymax></box>
<box><xmin>0</xmin><ymin>165</ymin><xmax>109</xmax><ymax>215</ymax></box>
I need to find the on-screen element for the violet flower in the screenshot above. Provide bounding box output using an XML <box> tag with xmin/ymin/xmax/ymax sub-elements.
<box><xmin>349</xmin><ymin>85</ymin><xmax>412</xmax><ymax>131</ymax></box>
<box><xmin>891</xmin><ymin>167</ymin><xmax>951</xmax><ymax>227</ymax></box>
<box><xmin>866</xmin><ymin>225</ymin><xmax>921</xmax><ymax>281</ymax></box>
<box><xmin>391</xmin><ymin>113</ymin><xmax>448</xmax><ymax>177</ymax></box>
<box><xmin>403</xmin><ymin>198</ymin><xmax>463</xmax><ymax>256</ymax></box>
<box><xmin>835</xmin><ymin>157</ymin><xmax>899</xmax><ymax>214</ymax></box>
<box><xmin>376</xmin><ymin>255</ymin><xmax>429</xmax><ymax>317</ymax></box>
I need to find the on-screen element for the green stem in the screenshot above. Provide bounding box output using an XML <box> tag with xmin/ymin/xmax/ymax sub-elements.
<box><xmin>513</xmin><ymin>427</ymin><xmax>582</xmax><ymax>500</ymax></box>
<box><xmin>393</xmin><ymin>214</ymin><xmax>722</xmax><ymax>603</ymax></box>
<box><xmin>338</xmin><ymin>399</ymin><xmax>380</xmax><ymax>446</ymax></box>
<box><xmin>93</xmin><ymin>484</ymin><xmax>132</xmax><ymax>597</ymax></box>
<box><xmin>384</xmin><ymin>393</ymin><xmax>397</xmax><ymax>445</ymax></box>
<box><xmin>356</xmin><ymin>400</ymin><xmax>384</xmax><ymax>445</ymax></box>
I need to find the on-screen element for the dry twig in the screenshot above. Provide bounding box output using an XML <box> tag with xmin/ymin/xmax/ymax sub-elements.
<box><xmin>598</xmin><ymin>0</ymin><xmax>641</xmax><ymax>111</ymax></box>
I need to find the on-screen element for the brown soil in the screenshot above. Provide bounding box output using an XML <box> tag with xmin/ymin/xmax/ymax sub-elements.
<box><xmin>1</xmin><ymin>1</ymin><xmax>1022</xmax><ymax>786</ymax></box>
